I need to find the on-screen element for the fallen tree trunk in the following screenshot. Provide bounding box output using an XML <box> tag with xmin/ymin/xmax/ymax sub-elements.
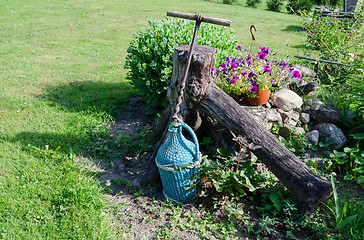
<box><xmin>142</xmin><ymin>44</ymin><xmax>332</xmax><ymax>212</ymax></box>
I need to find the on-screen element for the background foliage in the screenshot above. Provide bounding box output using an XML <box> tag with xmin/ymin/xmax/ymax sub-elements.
<box><xmin>125</xmin><ymin>18</ymin><xmax>237</xmax><ymax>108</ymax></box>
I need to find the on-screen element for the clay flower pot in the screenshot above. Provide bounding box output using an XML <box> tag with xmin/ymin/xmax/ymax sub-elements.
<box><xmin>242</xmin><ymin>90</ymin><xmax>271</xmax><ymax>106</ymax></box>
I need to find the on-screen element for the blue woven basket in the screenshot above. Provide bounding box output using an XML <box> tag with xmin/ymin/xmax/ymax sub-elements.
<box><xmin>156</xmin><ymin>122</ymin><xmax>200</xmax><ymax>202</ymax></box>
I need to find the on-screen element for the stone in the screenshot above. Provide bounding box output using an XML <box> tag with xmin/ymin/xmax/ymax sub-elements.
<box><xmin>313</xmin><ymin>123</ymin><xmax>347</xmax><ymax>149</ymax></box>
<box><xmin>264</xmin><ymin>102</ymin><xmax>271</xmax><ymax>109</ymax></box>
<box><xmin>271</xmin><ymin>88</ymin><xmax>303</xmax><ymax>111</ymax></box>
<box><xmin>292</xmin><ymin>64</ymin><xmax>317</xmax><ymax>79</ymax></box>
<box><xmin>306</xmin><ymin>99</ymin><xmax>313</xmax><ymax>106</ymax></box>
<box><xmin>290</xmin><ymin>110</ymin><xmax>300</xmax><ymax>122</ymax></box>
<box><xmin>301</xmin><ymin>113</ymin><xmax>310</xmax><ymax>124</ymax></box>
<box><xmin>279</xmin><ymin>125</ymin><xmax>305</xmax><ymax>139</ymax></box>
<box><xmin>276</xmin><ymin>108</ymin><xmax>289</xmax><ymax>123</ymax></box>
<box><xmin>303</xmin><ymin>82</ymin><xmax>318</xmax><ymax>95</ymax></box>
<box><xmin>303</xmin><ymin>105</ymin><xmax>311</xmax><ymax>112</ymax></box>
<box><xmin>312</xmin><ymin>105</ymin><xmax>341</xmax><ymax>123</ymax></box>
<box><xmin>244</xmin><ymin>106</ymin><xmax>282</xmax><ymax>130</ymax></box>
<box><xmin>305</xmin><ymin>130</ymin><xmax>319</xmax><ymax>146</ymax></box>
<box><xmin>311</xmin><ymin>101</ymin><xmax>324</xmax><ymax>111</ymax></box>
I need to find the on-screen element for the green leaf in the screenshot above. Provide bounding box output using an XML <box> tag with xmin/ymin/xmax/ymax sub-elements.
<box><xmin>350</xmin><ymin>133</ymin><xmax>364</xmax><ymax>140</ymax></box>
<box><xmin>344</xmin><ymin>147</ymin><xmax>359</xmax><ymax>153</ymax></box>
<box><xmin>216</xmin><ymin>148</ymin><xmax>229</xmax><ymax>157</ymax></box>
<box><xmin>356</xmin><ymin>175</ymin><xmax>364</xmax><ymax>184</ymax></box>
<box><xmin>337</xmin><ymin>214</ymin><xmax>357</xmax><ymax>232</ymax></box>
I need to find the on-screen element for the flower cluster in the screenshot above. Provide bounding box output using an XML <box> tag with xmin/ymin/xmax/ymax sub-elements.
<box><xmin>212</xmin><ymin>46</ymin><xmax>302</xmax><ymax>98</ymax></box>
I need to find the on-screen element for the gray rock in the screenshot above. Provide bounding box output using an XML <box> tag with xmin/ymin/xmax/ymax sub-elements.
<box><xmin>303</xmin><ymin>105</ymin><xmax>311</xmax><ymax>112</ymax></box>
<box><xmin>264</xmin><ymin>102</ymin><xmax>271</xmax><ymax>109</ymax></box>
<box><xmin>279</xmin><ymin>124</ymin><xmax>305</xmax><ymax>139</ymax></box>
<box><xmin>313</xmin><ymin>123</ymin><xmax>347</xmax><ymax>149</ymax></box>
<box><xmin>305</xmin><ymin>130</ymin><xmax>319</xmax><ymax>146</ymax></box>
<box><xmin>243</xmin><ymin>106</ymin><xmax>282</xmax><ymax>130</ymax></box>
<box><xmin>292</xmin><ymin>64</ymin><xmax>317</xmax><ymax>79</ymax></box>
<box><xmin>311</xmin><ymin>101</ymin><xmax>325</xmax><ymax>111</ymax></box>
<box><xmin>271</xmin><ymin>88</ymin><xmax>303</xmax><ymax>111</ymax></box>
<box><xmin>276</xmin><ymin>108</ymin><xmax>289</xmax><ymax>123</ymax></box>
<box><xmin>301</xmin><ymin>113</ymin><xmax>310</xmax><ymax>124</ymax></box>
<box><xmin>290</xmin><ymin>110</ymin><xmax>300</xmax><ymax>122</ymax></box>
<box><xmin>303</xmin><ymin>82</ymin><xmax>318</xmax><ymax>95</ymax></box>
<box><xmin>312</xmin><ymin>105</ymin><xmax>341</xmax><ymax>123</ymax></box>
<box><xmin>306</xmin><ymin>99</ymin><xmax>313</xmax><ymax>106</ymax></box>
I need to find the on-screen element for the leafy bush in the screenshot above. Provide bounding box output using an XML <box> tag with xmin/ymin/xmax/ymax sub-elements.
<box><xmin>223</xmin><ymin>0</ymin><xmax>236</xmax><ymax>4</ymax></box>
<box><xmin>287</xmin><ymin>0</ymin><xmax>314</xmax><ymax>14</ymax></box>
<box><xmin>266</xmin><ymin>0</ymin><xmax>284</xmax><ymax>12</ymax></box>
<box><xmin>197</xmin><ymin>136</ymin><xmax>272</xmax><ymax>206</ymax></box>
<box><xmin>246</xmin><ymin>0</ymin><xmax>262</xmax><ymax>8</ymax></box>
<box><xmin>125</xmin><ymin>18</ymin><xmax>237</xmax><ymax>108</ymax></box>
<box><xmin>313</xmin><ymin>0</ymin><xmax>340</xmax><ymax>7</ymax></box>
<box><xmin>302</xmin><ymin>13</ymin><xmax>363</xmax><ymax>77</ymax></box>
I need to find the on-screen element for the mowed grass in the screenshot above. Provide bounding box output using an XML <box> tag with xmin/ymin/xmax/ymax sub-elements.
<box><xmin>0</xmin><ymin>0</ymin><xmax>307</xmax><ymax>238</ymax></box>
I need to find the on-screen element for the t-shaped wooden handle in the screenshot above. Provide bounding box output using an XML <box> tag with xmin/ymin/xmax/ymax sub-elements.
<box><xmin>167</xmin><ymin>11</ymin><xmax>231</xmax><ymax>27</ymax></box>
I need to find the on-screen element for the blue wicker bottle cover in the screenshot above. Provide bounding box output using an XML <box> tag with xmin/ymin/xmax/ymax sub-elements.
<box><xmin>156</xmin><ymin>121</ymin><xmax>201</xmax><ymax>202</ymax></box>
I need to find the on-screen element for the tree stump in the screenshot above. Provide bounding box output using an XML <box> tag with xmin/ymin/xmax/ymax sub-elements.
<box><xmin>142</xmin><ymin>45</ymin><xmax>332</xmax><ymax>212</ymax></box>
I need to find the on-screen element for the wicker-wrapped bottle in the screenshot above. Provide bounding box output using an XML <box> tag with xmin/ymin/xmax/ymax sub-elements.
<box><xmin>156</xmin><ymin>121</ymin><xmax>201</xmax><ymax>201</ymax></box>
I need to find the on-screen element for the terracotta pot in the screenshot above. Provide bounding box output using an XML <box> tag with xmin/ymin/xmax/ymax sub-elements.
<box><xmin>242</xmin><ymin>90</ymin><xmax>271</xmax><ymax>106</ymax></box>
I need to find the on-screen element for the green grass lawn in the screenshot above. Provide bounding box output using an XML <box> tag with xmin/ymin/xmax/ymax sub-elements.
<box><xmin>0</xmin><ymin>0</ymin><xmax>308</xmax><ymax>238</ymax></box>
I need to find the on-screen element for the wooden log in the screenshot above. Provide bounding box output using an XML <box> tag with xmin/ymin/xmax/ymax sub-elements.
<box><xmin>199</xmin><ymin>82</ymin><xmax>332</xmax><ymax>212</ymax></box>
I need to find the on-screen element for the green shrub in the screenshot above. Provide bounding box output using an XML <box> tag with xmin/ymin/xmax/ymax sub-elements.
<box><xmin>125</xmin><ymin>18</ymin><xmax>237</xmax><ymax>108</ymax></box>
<box><xmin>223</xmin><ymin>0</ymin><xmax>236</xmax><ymax>4</ymax></box>
<box><xmin>246</xmin><ymin>0</ymin><xmax>262</xmax><ymax>8</ymax></box>
<box><xmin>266</xmin><ymin>0</ymin><xmax>284</xmax><ymax>12</ymax></box>
<box><xmin>287</xmin><ymin>0</ymin><xmax>314</xmax><ymax>14</ymax></box>
<box><xmin>301</xmin><ymin>11</ymin><xmax>363</xmax><ymax>80</ymax></box>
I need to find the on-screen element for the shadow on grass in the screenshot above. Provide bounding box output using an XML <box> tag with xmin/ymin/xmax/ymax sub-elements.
<box><xmin>43</xmin><ymin>80</ymin><xmax>137</xmax><ymax>116</ymax></box>
<box><xmin>282</xmin><ymin>25</ymin><xmax>305</xmax><ymax>32</ymax></box>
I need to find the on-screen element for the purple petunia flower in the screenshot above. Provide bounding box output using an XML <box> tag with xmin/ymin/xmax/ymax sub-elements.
<box><xmin>230</xmin><ymin>62</ymin><xmax>239</xmax><ymax>68</ymax></box>
<box><xmin>291</xmin><ymin>70</ymin><xmax>302</xmax><ymax>79</ymax></box>
<box><xmin>257</xmin><ymin>52</ymin><xmax>267</xmax><ymax>60</ymax></box>
<box><xmin>259</xmin><ymin>47</ymin><xmax>270</xmax><ymax>54</ymax></box>
<box><xmin>250</xmin><ymin>79</ymin><xmax>255</xmax><ymax>85</ymax></box>
<box><xmin>247</xmin><ymin>60</ymin><xmax>252</xmax><ymax>66</ymax></box>
<box><xmin>245</xmin><ymin>48</ymin><xmax>249</xmax><ymax>52</ymax></box>
<box><xmin>248</xmin><ymin>70</ymin><xmax>255</xmax><ymax>78</ymax></box>
<box><xmin>221</xmin><ymin>63</ymin><xmax>226</xmax><ymax>68</ymax></box>
<box><xmin>263</xmin><ymin>65</ymin><xmax>272</xmax><ymax>73</ymax></box>
<box><xmin>229</xmin><ymin>77</ymin><xmax>237</xmax><ymax>84</ymax></box>
<box><xmin>249</xmin><ymin>85</ymin><xmax>258</xmax><ymax>93</ymax></box>
<box><xmin>280</xmin><ymin>61</ymin><xmax>289</xmax><ymax>68</ymax></box>
<box><xmin>241</xmin><ymin>71</ymin><xmax>247</xmax><ymax>76</ymax></box>
<box><xmin>236</xmin><ymin>45</ymin><xmax>242</xmax><ymax>50</ymax></box>
<box><xmin>211</xmin><ymin>67</ymin><xmax>217</xmax><ymax>75</ymax></box>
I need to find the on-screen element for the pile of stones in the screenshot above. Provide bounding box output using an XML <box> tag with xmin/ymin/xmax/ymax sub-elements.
<box><xmin>241</xmin><ymin>65</ymin><xmax>352</xmax><ymax>152</ymax></box>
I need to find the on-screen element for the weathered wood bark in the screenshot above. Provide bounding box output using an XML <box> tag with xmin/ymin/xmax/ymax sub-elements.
<box><xmin>142</xmin><ymin>44</ymin><xmax>332</xmax><ymax>212</ymax></box>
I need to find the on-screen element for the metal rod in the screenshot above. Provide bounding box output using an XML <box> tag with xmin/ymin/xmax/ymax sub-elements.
<box><xmin>294</xmin><ymin>55</ymin><xmax>348</xmax><ymax>66</ymax></box>
<box><xmin>172</xmin><ymin>17</ymin><xmax>202</xmax><ymax>120</ymax></box>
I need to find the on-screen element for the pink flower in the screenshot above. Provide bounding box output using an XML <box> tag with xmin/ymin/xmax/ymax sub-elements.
<box><xmin>291</xmin><ymin>70</ymin><xmax>302</xmax><ymax>79</ymax></box>
<box><xmin>249</xmin><ymin>85</ymin><xmax>258</xmax><ymax>93</ymax></box>
<box><xmin>263</xmin><ymin>65</ymin><xmax>272</xmax><ymax>73</ymax></box>
<box><xmin>257</xmin><ymin>52</ymin><xmax>267</xmax><ymax>60</ymax></box>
